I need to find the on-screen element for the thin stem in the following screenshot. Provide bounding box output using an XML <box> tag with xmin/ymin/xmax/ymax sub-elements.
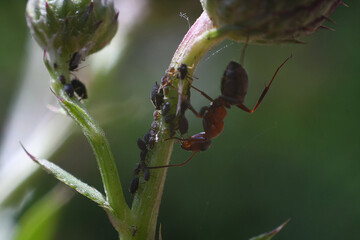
<box><xmin>129</xmin><ymin>11</ymin><xmax>227</xmax><ymax>240</ymax></box>
<box><xmin>46</xmin><ymin>59</ymin><xmax>133</xmax><ymax>235</ymax></box>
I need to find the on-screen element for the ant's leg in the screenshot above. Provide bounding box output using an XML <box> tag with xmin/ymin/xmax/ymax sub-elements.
<box><xmin>161</xmin><ymin>80</ymin><xmax>188</xmax><ymax>116</ymax></box>
<box><xmin>166</xmin><ymin>80</ymin><xmax>203</xmax><ymax>118</ymax></box>
<box><xmin>187</xmin><ymin>74</ymin><xmax>198</xmax><ymax>80</ymax></box>
<box><xmin>237</xmin><ymin>55</ymin><xmax>292</xmax><ymax>113</ymax></box>
<box><xmin>240</xmin><ymin>36</ymin><xmax>249</xmax><ymax>66</ymax></box>
<box><xmin>191</xmin><ymin>85</ymin><xmax>214</xmax><ymax>102</ymax></box>
<box><xmin>199</xmin><ymin>106</ymin><xmax>209</xmax><ymax>117</ymax></box>
<box><xmin>180</xmin><ymin>99</ymin><xmax>209</xmax><ymax>118</ymax></box>
<box><xmin>186</xmin><ymin>63</ymin><xmax>197</xmax><ymax>80</ymax></box>
<box><xmin>183</xmin><ymin>101</ymin><xmax>204</xmax><ymax>118</ymax></box>
<box><xmin>165</xmin><ymin>136</ymin><xmax>185</xmax><ymax>142</ymax></box>
<box><xmin>146</xmin><ymin>152</ymin><xmax>198</xmax><ymax>169</ymax></box>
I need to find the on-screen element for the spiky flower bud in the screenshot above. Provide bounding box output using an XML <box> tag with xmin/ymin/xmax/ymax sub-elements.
<box><xmin>26</xmin><ymin>0</ymin><xmax>118</xmax><ymax>64</ymax></box>
<box><xmin>201</xmin><ymin>0</ymin><xmax>345</xmax><ymax>44</ymax></box>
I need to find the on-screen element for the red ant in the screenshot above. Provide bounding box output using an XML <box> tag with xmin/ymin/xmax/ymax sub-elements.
<box><xmin>148</xmin><ymin>43</ymin><xmax>292</xmax><ymax>169</ymax></box>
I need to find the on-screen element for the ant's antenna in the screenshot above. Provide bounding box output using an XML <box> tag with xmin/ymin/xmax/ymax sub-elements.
<box><xmin>240</xmin><ymin>36</ymin><xmax>249</xmax><ymax>66</ymax></box>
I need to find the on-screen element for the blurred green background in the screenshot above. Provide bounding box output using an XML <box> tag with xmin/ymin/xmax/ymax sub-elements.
<box><xmin>1</xmin><ymin>0</ymin><xmax>359</xmax><ymax>239</ymax></box>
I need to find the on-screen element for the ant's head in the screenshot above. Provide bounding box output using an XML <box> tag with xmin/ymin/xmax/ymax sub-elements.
<box><xmin>220</xmin><ymin>61</ymin><xmax>248</xmax><ymax>105</ymax></box>
<box><xmin>180</xmin><ymin>139</ymin><xmax>192</xmax><ymax>151</ymax></box>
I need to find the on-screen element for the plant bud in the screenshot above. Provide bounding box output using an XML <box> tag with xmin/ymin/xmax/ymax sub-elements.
<box><xmin>26</xmin><ymin>0</ymin><xmax>118</xmax><ymax>62</ymax></box>
<box><xmin>201</xmin><ymin>0</ymin><xmax>344</xmax><ymax>44</ymax></box>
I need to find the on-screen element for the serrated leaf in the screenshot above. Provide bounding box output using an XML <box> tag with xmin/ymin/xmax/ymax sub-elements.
<box><xmin>21</xmin><ymin>144</ymin><xmax>109</xmax><ymax>209</ymax></box>
<box><xmin>249</xmin><ymin>219</ymin><xmax>290</xmax><ymax>240</ymax></box>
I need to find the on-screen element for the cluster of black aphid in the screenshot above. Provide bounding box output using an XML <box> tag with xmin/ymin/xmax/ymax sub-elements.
<box><xmin>60</xmin><ymin>51</ymin><xmax>88</xmax><ymax>100</ymax></box>
<box><xmin>129</xmin><ymin>110</ymin><xmax>159</xmax><ymax>194</ymax></box>
<box><xmin>129</xmin><ymin>64</ymin><xmax>192</xmax><ymax>194</ymax></box>
<box><xmin>160</xmin><ymin>63</ymin><xmax>191</xmax><ymax>137</ymax></box>
<box><xmin>162</xmin><ymin>98</ymin><xmax>190</xmax><ymax>137</ymax></box>
<box><xmin>176</xmin><ymin>64</ymin><xmax>191</xmax><ymax>136</ymax></box>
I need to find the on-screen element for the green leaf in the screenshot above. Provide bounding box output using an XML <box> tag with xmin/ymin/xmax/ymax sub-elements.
<box><xmin>14</xmin><ymin>185</ymin><xmax>72</xmax><ymax>240</ymax></box>
<box><xmin>249</xmin><ymin>219</ymin><xmax>290</xmax><ymax>240</ymax></box>
<box><xmin>21</xmin><ymin>143</ymin><xmax>109</xmax><ymax>208</ymax></box>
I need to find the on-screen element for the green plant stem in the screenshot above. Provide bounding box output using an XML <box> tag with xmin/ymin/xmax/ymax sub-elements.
<box><xmin>44</xmin><ymin>60</ymin><xmax>133</xmax><ymax>236</ymax></box>
<box><xmin>129</xmin><ymin>11</ymin><xmax>228</xmax><ymax>240</ymax></box>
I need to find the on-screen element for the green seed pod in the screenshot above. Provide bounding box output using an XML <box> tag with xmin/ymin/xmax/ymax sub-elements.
<box><xmin>26</xmin><ymin>0</ymin><xmax>118</xmax><ymax>63</ymax></box>
<box><xmin>201</xmin><ymin>0</ymin><xmax>345</xmax><ymax>44</ymax></box>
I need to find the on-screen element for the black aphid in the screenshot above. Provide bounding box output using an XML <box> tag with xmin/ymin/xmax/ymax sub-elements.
<box><xmin>69</xmin><ymin>52</ymin><xmax>82</xmax><ymax>71</ymax></box>
<box><xmin>129</xmin><ymin>177</ymin><xmax>139</xmax><ymax>194</ymax></box>
<box><xmin>144</xmin><ymin>169</ymin><xmax>150</xmax><ymax>181</ymax></box>
<box><xmin>71</xmin><ymin>78</ymin><xmax>88</xmax><ymax>100</ymax></box>
<box><xmin>137</xmin><ymin>138</ymin><xmax>147</xmax><ymax>151</ymax></box>
<box><xmin>178</xmin><ymin>115</ymin><xmax>189</xmax><ymax>135</ymax></box>
<box><xmin>162</xmin><ymin>102</ymin><xmax>171</xmax><ymax>116</ymax></box>
<box><xmin>64</xmin><ymin>84</ymin><xmax>74</xmax><ymax>97</ymax></box>
<box><xmin>164</xmin><ymin>114</ymin><xmax>176</xmax><ymax>123</ymax></box>
<box><xmin>150</xmin><ymin>82</ymin><xmax>164</xmax><ymax>110</ymax></box>
<box><xmin>133</xmin><ymin>163</ymin><xmax>141</xmax><ymax>175</ymax></box>
<box><xmin>143</xmin><ymin>132</ymin><xmax>151</xmax><ymax>144</ymax></box>
<box><xmin>59</xmin><ymin>75</ymin><xmax>66</xmax><ymax>84</ymax></box>
<box><xmin>140</xmin><ymin>150</ymin><xmax>147</xmax><ymax>162</ymax></box>
<box><xmin>177</xmin><ymin>63</ymin><xmax>188</xmax><ymax>80</ymax></box>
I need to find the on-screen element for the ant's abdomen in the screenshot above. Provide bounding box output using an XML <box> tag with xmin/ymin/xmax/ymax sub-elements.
<box><xmin>221</xmin><ymin>61</ymin><xmax>248</xmax><ymax>104</ymax></box>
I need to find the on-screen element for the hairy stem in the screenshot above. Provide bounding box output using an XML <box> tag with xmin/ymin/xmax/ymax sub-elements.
<box><xmin>45</xmin><ymin>59</ymin><xmax>133</xmax><ymax>235</ymax></box>
<box><xmin>129</xmin><ymin>11</ymin><xmax>227</xmax><ymax>240</ymax></box>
